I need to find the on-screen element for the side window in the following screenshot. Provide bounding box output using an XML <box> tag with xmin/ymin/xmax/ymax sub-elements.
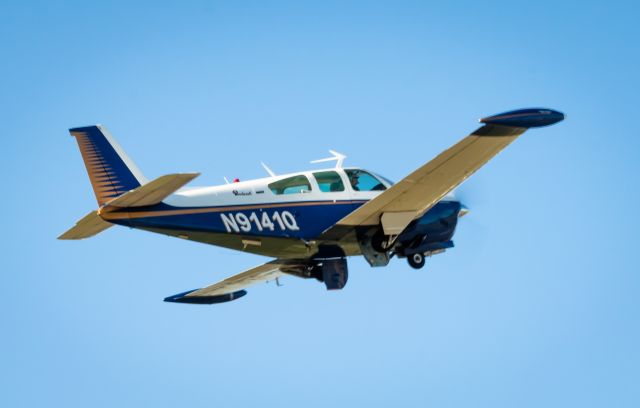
<box><xmin>268</xmin><ymin>175</ymin><xmax>312</xmax><ymax>195</ymax></box>
<box><xmin>313</xmin><ymin>171</ymin><xmax>345</xmax><ymax>192</ymax></box>
<box><xmin>345</xmin><ymin>170</ymin><xmax>387</xmax><ymax>192</ymax></box>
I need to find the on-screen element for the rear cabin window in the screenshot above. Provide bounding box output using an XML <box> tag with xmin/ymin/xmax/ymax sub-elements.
<box><xmin>313</xmin><ymin>171</ymin><xmax>345</xmax><ymax>192</ymax></box>
<box><xmin>345</xmin><ymin>169</ymin><xmax>387</xmax><ymax>192</ymax></box>
<box><xmin>268</xmin><ymin>175</ymin><xmax>312</xmax><ymax>195</ymax></box>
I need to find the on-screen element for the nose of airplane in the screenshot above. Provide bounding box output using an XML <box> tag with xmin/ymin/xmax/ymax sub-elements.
<box><xmin>480</xmin><ymin>108</ymin><xmax>565</xmax><ymax>128</ymax></box>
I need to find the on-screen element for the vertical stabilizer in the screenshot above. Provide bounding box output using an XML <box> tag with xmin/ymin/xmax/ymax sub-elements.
<box><xmin>69</xmin><ymin>125</ymin><xmax>148</xmax><ymax>206</ymax></box>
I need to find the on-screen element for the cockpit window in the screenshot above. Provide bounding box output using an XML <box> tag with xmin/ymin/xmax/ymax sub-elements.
<box><xmin>268</xmin><ymin>175</ymin><xmax>312</xmax><ymax>195</ymax></box>
<box><xmin>373</xmin><ymin>172</ymin><xmax>394</xmax><ymax>186</ymax></box>
<box><xmin>313</xmin><ymin>171</ymin><xmax>345</xmax><ymax>192</ymax></box>
<box><xmin>345</xmin><ymin>169</ymin><xmax>387</xmax><ymax>192</ymax></box>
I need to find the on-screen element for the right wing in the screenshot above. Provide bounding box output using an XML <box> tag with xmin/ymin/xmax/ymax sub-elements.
<box><xmin>164</xmin><ymin>259</ymin><xmax>310</xmax><ymax>304</ymax></box>
<box><xmin>323</xmin><ymin>108</ymin><xmax>564</xmax><ymax>239</ymax></box>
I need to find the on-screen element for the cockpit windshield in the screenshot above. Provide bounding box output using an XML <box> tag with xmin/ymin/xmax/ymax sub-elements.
<box><xmin>345</xmin><ymin>169</ymin><xmax>388</xmax><ymax>192</ymax></box>
<box><xmin>372</xmin><ymin>172</ymin><xmax>394</xmax><ymax>187</ymax></box>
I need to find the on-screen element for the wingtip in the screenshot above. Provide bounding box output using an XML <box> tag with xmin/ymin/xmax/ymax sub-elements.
<box><xmin>164</xmin><ymin>289</ymin><xmax>247</xmax><ymax>304</ymax></box>
<box><xmin>480</xmin><ymin>108</ymin><xmax>564</xmax><ymax>128</ymax></box>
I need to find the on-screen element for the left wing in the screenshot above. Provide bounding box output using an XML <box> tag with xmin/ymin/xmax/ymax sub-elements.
<box><xmin>164</xmin><ymin>259</ymin><xmax>309</xmax><ymax>304</ymax></box>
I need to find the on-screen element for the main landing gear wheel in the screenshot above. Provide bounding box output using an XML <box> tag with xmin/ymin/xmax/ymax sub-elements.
<box><xmin>407</xmin><ymin>253</ymin><xmax>426</xmax><ymax>269</ymax></box>
<box><xmin>371</xmin><ymin>232</ymin><xmax>390</xmax><ymax>253</ymax></box>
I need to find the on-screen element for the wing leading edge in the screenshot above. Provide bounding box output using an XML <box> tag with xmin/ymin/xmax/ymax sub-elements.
<box><xmin>322</xmin><ymin>108</ymin><xmax>564</xmax><ymax>239</ymax></box>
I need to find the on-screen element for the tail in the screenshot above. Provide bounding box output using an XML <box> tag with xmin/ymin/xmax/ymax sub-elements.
<box><xmin>69</xmin><ymin>125</ymin><xmax>148</xmax><ymax>206</ymax></box>
<box><xmin>60</xmin><ymin>125</ymin><xmax>200</xmax><ymax>240</ymax></box>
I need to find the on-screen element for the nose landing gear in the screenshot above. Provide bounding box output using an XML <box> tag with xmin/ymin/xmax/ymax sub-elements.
<box><xmin>407</xmin><ymin>253</ymin><xmax>426</xmax><ymax>269</ymax></box>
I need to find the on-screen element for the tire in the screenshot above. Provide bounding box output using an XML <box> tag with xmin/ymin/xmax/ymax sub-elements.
<box><xmin>371</xmin><ymin>231</ymin><xmax>388</xmax><ymax>253</ymax></box>
<box><xmin>407</xmin><ymin>253</ymin><xmax>425</xmax><ymax>269</ymax></box>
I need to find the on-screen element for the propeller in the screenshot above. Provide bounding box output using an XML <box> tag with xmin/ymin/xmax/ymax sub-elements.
<box><xmin>449</xmin><ymin>177</ymin><xmax>484</xmax><ymax>215</ymax></box>
<box><xmin>448</xmin><ymin>180</ymin><xmax>491</xmax><ymax>249</ymax></box>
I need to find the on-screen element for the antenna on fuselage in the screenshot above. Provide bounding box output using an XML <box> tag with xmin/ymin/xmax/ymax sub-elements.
<box><xmin>223</xmin><ymin>176</ymin><xmax>230</xmax><ymax>184</ymax></box>
<box><xmin>261</xmin><ymin>162</ymin><xmax>276</xmax><ymax>177</ymax></box>
<box><xmin>311</xmin><ymin>150</ymin><xmax>347</xmax><ymax>169</ymax></box>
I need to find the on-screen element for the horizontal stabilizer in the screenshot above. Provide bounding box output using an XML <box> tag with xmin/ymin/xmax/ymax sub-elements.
<box><xmin>106</xmin><ymin>173</ymin><xmax>200</xmax><ymax>208</ymax></box>
<box><xmin>58</xmin><ymin>210</ymin><xmax>113</xmax><ymax>240</ymax></box>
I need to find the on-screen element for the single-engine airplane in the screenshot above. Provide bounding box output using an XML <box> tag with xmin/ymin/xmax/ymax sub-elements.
<box><xmin>60</xmin><ymin>108</ymin><xmax>564</xmax><ymax>304</ymax></box>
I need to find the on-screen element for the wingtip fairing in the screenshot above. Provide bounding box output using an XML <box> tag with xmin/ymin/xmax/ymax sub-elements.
<box><xmin>163</xmin><ymin>289</ymin><xmax>247</xmax><ymax>304</ymax></box>
<box><xmin>480</xmin><ymin>108</ymin><xmax>565</xmax><ymax>128</ymax></box>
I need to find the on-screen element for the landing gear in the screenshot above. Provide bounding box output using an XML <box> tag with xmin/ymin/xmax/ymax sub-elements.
<box><xmin>407</xmin><ymin>253</ymin><xmax>425</xmax><ymax>269</ymax></box>
<box><xmin>371</xmin><ymin>231</ymin><xmax>395</xmax><ymax>253</ymax></box>
<box><xmin>322</xmin><ymin>258</ymin><xmax>349</xmax><ymax>290</ymax></box>
<box><xmin>307</xmin><ymin>259</ymin><xmax>349</xmax><ymax>290</ymax></box>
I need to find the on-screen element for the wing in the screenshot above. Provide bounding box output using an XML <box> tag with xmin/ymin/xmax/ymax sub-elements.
<box><xmin>164</xmin><ymin>259</ymin><xmax>310</xmax><ymax>304</ymax></box>
<box><xmin>323</xmin><ymin>108</ymin><xmax>564</xmax><ymax>238</ymax></box>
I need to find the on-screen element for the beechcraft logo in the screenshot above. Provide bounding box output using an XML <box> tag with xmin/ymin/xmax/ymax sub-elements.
<box><xmin>232</xmin><ymin>190</ymin><xmax>252</xmax><ymax>196</ymax></box>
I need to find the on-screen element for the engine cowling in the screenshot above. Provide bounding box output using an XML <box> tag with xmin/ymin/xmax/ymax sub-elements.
<box><xmin>394</xmin><ymin>201</ymin><xmax>462</xmax><ymax>256</ymax></box>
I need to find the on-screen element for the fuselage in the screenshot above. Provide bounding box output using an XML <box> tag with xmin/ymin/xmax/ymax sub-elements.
<box><xmin>99</xmin><ymin>167</ymin><xmax>461</xmax><ymax>259</ymax></box>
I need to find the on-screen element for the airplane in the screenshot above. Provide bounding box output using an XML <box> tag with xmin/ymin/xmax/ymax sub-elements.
<box><xmin>59</xmin><ymin>108</ymin><xmax>564</xmax><ymax>304</ymax></box>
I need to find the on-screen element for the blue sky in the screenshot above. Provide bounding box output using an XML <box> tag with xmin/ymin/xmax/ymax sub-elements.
<box><xmin>1</xmin><ymin>1</ymin><xmax>639</xmax><ymax>406</ymax></box>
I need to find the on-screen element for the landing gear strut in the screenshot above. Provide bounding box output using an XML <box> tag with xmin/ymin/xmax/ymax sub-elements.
<box><xmin>371</xmin><ymin>231</ymin><xmax>396</xmax><ymax>253</ymax></box>
<box><xmin>407</xmin><ymin>253</ymin><xmax>425</xmax><ymax>269</ymax></box>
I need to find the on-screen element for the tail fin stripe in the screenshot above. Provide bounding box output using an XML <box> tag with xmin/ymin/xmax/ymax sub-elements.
<box><xmin>76</xmin><ymin>133</ymin><xmax>125</xmax><ymax>203</ymax></box>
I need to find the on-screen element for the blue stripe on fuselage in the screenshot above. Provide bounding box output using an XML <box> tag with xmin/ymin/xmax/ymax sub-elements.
<box><xmin>108</xmin><ymin>200</ymin><xmax>364</xmax><ymax>240</ymax></box>
<box><xmin>107</xmin><ymin>199</ymin><xmax>463</xmax><ymax>241</ymax></box>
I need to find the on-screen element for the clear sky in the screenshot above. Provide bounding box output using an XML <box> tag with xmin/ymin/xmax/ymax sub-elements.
<box><xmin>2</xmin><ymin>1</ymin><xmax>638</xmax><ymax>407</ymax></box>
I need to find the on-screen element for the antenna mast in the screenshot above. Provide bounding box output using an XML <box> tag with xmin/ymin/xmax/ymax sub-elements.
<box><xmin>261</xmin><ymin>162</ymin><xmax>276</xmax><ymax>177</ymax></box>
<box><xmin>311</xmin><ymin>150</ymin><xmax>347</xmax><ymax>169</ymax></box>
